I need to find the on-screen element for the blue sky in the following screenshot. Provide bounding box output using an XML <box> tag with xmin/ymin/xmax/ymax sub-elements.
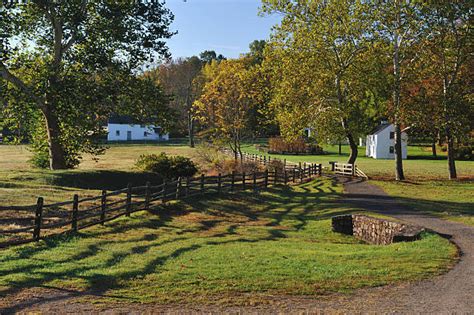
<box><xmin>164</xmin><ymin>0</ymin><xmax>281</xmax><ymax>59</ymax></box>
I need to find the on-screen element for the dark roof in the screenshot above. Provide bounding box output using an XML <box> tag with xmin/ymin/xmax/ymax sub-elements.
<box><xmin>108</xmin><ymin>115</ymin><xmax>141</xmax><ymax>124</ymax></box>
<box><xmin>369</xmin><ymin>123</ymin><xmax>391</xmax><ymax>135</ymax></box>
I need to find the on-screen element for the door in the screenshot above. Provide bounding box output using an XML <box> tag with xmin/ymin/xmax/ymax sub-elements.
<box><xmin>127</xmin><ymin>131</ymin><xmax>132</xmax><ymax>141</ymax></box>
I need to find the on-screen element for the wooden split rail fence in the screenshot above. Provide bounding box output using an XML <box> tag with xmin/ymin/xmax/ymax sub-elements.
<box><xmin>0</xmin><ymin>164</ymin><xmax>322</xmax><ymax>248</ymax></box>
<box><xmin>333</xmin><ymin>162</ymin><xmax>368</xmax><ymax>179</ymax></box>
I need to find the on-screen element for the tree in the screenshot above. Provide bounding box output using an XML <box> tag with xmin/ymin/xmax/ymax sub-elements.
<box><xmin>199</xmin><ymin>50</ymin><xmax>226</xmax><ymax>64</ymax></box>
<box><xmin>194</xmin><ymin>59</ymin><xmax>257</xmax><ymax>160</ymax></box>
<box><xmin>421</xmin><ymin>2</ymin><xmax>473</xmax><ymax>179</ymax></box>
<box><xmin>262</xmin><ymin>0</ymin><xmax>374</xmax><ymax>164</ymax></box>
<box><xmin>148</xmin><ymin>56</ymin><xmax>202</xmax><ymax>147</ymax></box>
<box><xmin>0</xmin><ymin>1</ymin><xmax>174</xmax><ymax>169</ymax></box>
<box><xmin>373</xmin><ymin>0</ymin><xmax>427</xmax><ymax>180</ymax></box>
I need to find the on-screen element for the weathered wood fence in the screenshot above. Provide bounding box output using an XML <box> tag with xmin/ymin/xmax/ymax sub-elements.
<box><xmin>0</xmin><ymin>164</ymin><xmax>322</xmax><ymax>248</ymax></box>
<box><xmin>333</xmin><ymin>162</ymin><xmax>368</xmax><ymax>179</ymax></box>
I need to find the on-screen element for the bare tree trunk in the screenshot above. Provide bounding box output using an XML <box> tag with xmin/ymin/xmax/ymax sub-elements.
<box><xmin>392</xmin><ymin>7</ymin><xmax>405</xmax><ymax>181</ymax></box>
<box><xmin>446</xmin><ymin>131</ymin><xmax>457</xmax><ymax>179</ymax></box>
<box><xmin>341</xmin><ymin>118</ymin><xmax>358</xmax><ymax>164</ymax></box>
<box><xmin>338</xmin><ymin>142</ymin><xmax>342</xmax><ymax>155</ymax></box>
<box><xmin>431</xmin><ymin>137</ymin><xmax>437</xmax><ymax>157</ymax></box>
<box><xmin>187</xmin><ymin>111</ymin><xmax>195</xmax><ymax>148</ymax></box>
<box><xmin>43</xmin><ymin>106</ymin><xmax>67</xmax><ymax>170</ymax></box>
<box><xmin>394</xmin><ymin>123</ymin><xmax>404</xmax><ymax>180</ymax></box>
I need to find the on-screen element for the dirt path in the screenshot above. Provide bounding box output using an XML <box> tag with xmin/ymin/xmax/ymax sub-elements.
<box><xmin>2</xmin><ymin>177</ymin><xmax>473</xmax><ymax>314</ymax></box>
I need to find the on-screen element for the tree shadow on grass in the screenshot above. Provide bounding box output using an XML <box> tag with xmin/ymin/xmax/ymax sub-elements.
<box><xmin>48</xmin><ymin>170</ymin><xmax>164</xmax><ymax>191</ymax></box>
<box><xmin>1</xmin><ymin>178</ymin><xmax>472</xmax><ymax>313</ymax></box>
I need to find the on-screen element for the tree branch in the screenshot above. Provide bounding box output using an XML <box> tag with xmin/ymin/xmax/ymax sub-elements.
<box><xmin>0</xmin><ymin>62</ymin><xmax>45</xmax><ymax>111</ymax></box>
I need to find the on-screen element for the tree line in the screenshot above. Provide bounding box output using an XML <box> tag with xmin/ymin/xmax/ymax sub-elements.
<box><xmin>1</xmin><ymin>1</ymin><xmax>472</xmax><ymax>181</ymax></box>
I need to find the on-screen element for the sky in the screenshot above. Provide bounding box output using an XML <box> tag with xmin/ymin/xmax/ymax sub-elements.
<box><xmin>164</xmin><ymin>0</ymin><xmax>282</xmax><ymax>59</ymax></box>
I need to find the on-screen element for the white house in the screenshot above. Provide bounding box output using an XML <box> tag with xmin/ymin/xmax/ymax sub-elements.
<box><xmin>366</xmin><ymin>122</ymin><xmax>408</xmax><ymax>159</ymax></box>
<box><xmin>107</xmin><ymin>117</ymin><xmax>169</xmax><ymax>142</ymax></box>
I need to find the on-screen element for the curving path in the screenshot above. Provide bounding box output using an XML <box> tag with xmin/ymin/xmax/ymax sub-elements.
<box><xmin>1</xmin><ymin>177</ymin><xmax>473</xmax><ymax>314</ymax></box>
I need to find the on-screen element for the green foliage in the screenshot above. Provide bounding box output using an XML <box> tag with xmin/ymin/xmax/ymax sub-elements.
<box><xmin>0</xmin><ymin>0</ymin><xmax>175</xmax><ymax>169</ymax></box>
<box><xmin>135</xmin><ymin>153</ymin><xmax>197</xmax><ymax>179</ymax></box>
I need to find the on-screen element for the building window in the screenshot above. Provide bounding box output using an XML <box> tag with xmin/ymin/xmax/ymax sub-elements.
<box><xmin>389</xmin><ymin>146</ymin><xmax>394</xmax><ymax>154</ymax></box>
<box><xmin>116</xmin><ymin>130</ymin><xmax>120</xmax><ymax>136</ymax></box>
<box><xmin>389</xmin><ymin>132</ymin><xmax>394</xmax><ymax>139</ymax></box>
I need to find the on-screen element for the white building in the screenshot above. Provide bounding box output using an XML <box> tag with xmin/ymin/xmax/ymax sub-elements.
<box><xmin>366</xmin><ymin>123</ymin><xmax>408</xmax><ymax>159</ymax></box>
<box><xmin>107</xmin><ymin>117</ymin><xmax>169</xmax><ymax>142</ymax></box>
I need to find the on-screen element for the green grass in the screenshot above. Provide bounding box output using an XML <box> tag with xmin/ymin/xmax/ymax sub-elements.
<box><xmin>0</xmin><ymin>144</ymin><xmax>197</xmax><ymax>206</ymax></box>
<box><xmin>372</xmin><ymin>180</ymin><xmax>474</xmax><ymax>226</ymax></box>
<box><xmin>0</xmin><ymin>180</ymin><xmax>456</xmax><ymax>305</ymax></box>
<box><xmin>241</xmin><ymin>143</ymin><xmax>474</xmax><ymax>180</ymax></box>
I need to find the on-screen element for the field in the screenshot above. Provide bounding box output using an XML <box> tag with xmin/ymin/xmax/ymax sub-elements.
<box><xmin>0</xmin><ymin>180</ymin><xmax>456</xmax><ymax>305</ymax></box>
<box><xmin>241</xmin><ymin>143</ymin><xmax>474</xmax><ymax>180</ymax></box>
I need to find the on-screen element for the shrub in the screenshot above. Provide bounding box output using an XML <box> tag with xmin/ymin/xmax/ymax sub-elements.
<box><xmin>135</xmin><ymin>153</ymin><xmax>198</xmax><ymax>179</ymax></box>
<box><xmin>266</xmin><ymin>159</ymin><xmax>285</xmax><ymax>174</ymax></box>
<box><xmin>454</xmin><ymin>145</ymin><xmax>473</xmax><ymax>161</ymax></box>
<box><xmin>268</xmin><ymin>137</ymin><xmax>324</xmax><ymax>155</ymax></box>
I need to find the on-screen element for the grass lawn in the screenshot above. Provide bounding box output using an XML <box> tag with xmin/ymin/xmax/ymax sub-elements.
<box><xmin>241</xmin><ymin>143</ymin><xmax>474</xmax><ymax>180</ymax></box>
<box><xmin>372</xmin><ymin>180</ymin><xmax>474</xmax><ymax>226</ymax></box>
<box><xmin>0</xmin><ymin>180</ymin><xmax>457</xmax><ymax>305</ymax></box>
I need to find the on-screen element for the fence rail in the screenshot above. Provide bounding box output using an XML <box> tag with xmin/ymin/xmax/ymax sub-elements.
<box><xmin>0</xmin><ymin>163</ymin><xmax>322</xmax><ymax>248</ymax></box>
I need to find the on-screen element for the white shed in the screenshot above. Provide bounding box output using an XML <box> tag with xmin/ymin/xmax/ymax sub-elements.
<box><xmin>366</xmin><ymin>123</ymin><xmax>407</xmax><ymax>159</ymax></box>
<box><xmin>106</xmin><ymin>116</ymin><xmax>169</xmax><ymax>142</ymax></box>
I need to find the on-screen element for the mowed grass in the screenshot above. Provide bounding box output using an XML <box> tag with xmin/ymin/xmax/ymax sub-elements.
<box><xmin>372</xmin><ymin>180</ymin><xmax>474</xmax><ymax>226</ymax></box>
<box><xmin>241</xmin><ymin>143</ymin><xmax>474</xmax><ymax>180</ymax></box>
<box><xmin>0</xmin><ymin>180</ymin><xmax>456</xmax><ymax>305</ymax></box>
<box><xmin>0</xmin><ymin>144</ymin><xmax>197</xmax><ymax>206</ymax></box>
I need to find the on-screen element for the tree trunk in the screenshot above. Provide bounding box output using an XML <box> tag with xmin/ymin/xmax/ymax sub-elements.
<box><xmin>392</xmin><ymin>8</ymin><xmax>405</xmax><ymax>181</ymax></box>
<box><xmin>187</xmin><ymin>111</ymin><xmax>195</xmax><ymax>148</ymax></box>
<box><xmin>431</xmin><ymin>138</ymin><xmax>437</xmax><ymax>157</ymax></box>
<box><xmin>341</xmin><ymin>118</ymin><xmax>358</xmax><ymax>164</ymax></box>
<box><xmin>338</xmin><ymin>142</ymin><xmax>342</xmax><ymax>155</ymax></box>
<box><xmin>446</xmin><ymin>129</ymin><xmax>457</xmax><ymax>180</ymax></box>
<box><xmin>43</xmin><ymin>107</ymin><xmax>67</xmax><ymax>170</ymax></box>
<box><xmin>394</xmin><ymin>123</ymin><xmax>405</xmax><ymax>180</ymax></box>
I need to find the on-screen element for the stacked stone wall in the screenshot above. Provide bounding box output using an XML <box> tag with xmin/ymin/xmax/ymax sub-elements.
<box><xmin>332</xmin><ymin>214</ymin><xmax>424</xmax><ymax>245</ymax></box>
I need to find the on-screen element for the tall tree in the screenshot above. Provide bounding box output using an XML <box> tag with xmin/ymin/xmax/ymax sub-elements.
<box><xmin>199</xmin><ymin>50</ymin><xmax>226</xmax><ymax>64</ymax></box>
<box><xmin>148</xmin><ymin>57</ymin><xmax>202</xmax><ymax>147</ymax></box>
<box><xmin>0</xmin><ymin>1</ymin><xmax>174</xmax><ymax>169</ymax></box>
<box><xmin>262</xmin><ymin>0</ymin><xmax>374</xmax><ymax>164</ymax></box>
<box><xmin>422</xmin><ymin>2</ymin><xmax>473</xmax><ymax>179</ymax></box>
<box><xmin>194</xmin><ymin>59</ymin><xmax>258</xmax><ymax>160</ymax></box>
<box><xmin>374</xmin><ymin>0</ymin><xmax>426</xmax><ymax>180</ymax></box>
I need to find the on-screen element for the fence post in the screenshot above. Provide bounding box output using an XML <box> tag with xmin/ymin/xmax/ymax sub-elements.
<box><xmin>274</xmin><ymin>169</ymin><xmax>278</xmax><ymax>185</ymax></box>
<box><xmin>293</xmin><ymin>168</ymin><xmax>296</xmax><ymax>183</ymax></box>
<box><xmin>176</xmin><ymin>177</ymin><xmax>182</xmax><ymax>199</ymax></box>
<box><xmin>72</xmin><ymin>194</ymin><xmax>79</xmax><ymax>232</ymax></box>
<box><xmin>185</xmin><ymin>177</ymin><xmax>190</xmax><ymax>197</ymax></box>
<box><xmin>264</xmin><ymin>170</ymin><xmax>269</xmax><ymax>188</ymax></box>
<box><xmin>253</xmin><ymin>172</ymin><xmax>257</xmax><ymax>191</ymax></box>
<box><xmin>200</xmin><ymin>174</ymin><xmax>205</xmax><ymax>195</ymax></box>
<box><xmin>264</xmin><ymin>156</ymin><xmax>266</xmax><ymax>165</ymax></box>
<box><xmin>33</xmin><ymin>197</ymin><xmax>44</xmax><ymax>242</ymax></box>
<box><xmin>300</xmin><ymin>166</ymin><xmax>303</xmax><ymax>182</ymax></box>
<box><xmin>231</xmin><ymin>171</ymin><xmax>235</xmax><ymax>192</ymax></box>
<box><xmin>242</xmin><ymin>172</ymin><xmax>246</xmax><ymax>190</ymax></box>
<box><xmin>319</xmin><ymin>164</ymin><xmax>322</xmax><ymax>175</ymax></box>
<box><xmin>284</xmin><ymin>170</ymin><xmax>288</xmax><ymax>185</ymax></box>
<box><xmin>126</xmin><ymin>183</ymin><xmax>132</xmax><ymax>216</ymax></box>
<box><xmin>352</xmin><ymin>164</ymin><xmax>356</xmax><ymax>176</ymax></box>
<box><xmin>145</xmin><ymin>182</ymin><xmax>151</xmax><ymax>210</ymax></box>
<box><xmin>218</xmin><ymin>173</ymin><xmax>222</xmax><ymax>194</ymax></box>
<box><xmin>101</xmin><ymin>190</ymin><xmax>106</xmax><ymax>225</ymax></box>
<box><xmin>162</xmin><ymin>180</ymin><xmax>167</xmax><ymax>203</ymax></box>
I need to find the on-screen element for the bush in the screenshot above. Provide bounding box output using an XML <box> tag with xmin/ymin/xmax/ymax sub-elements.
<box><xmin>454</xmin><ymin>145</ymin><xmax>473</xmax><ymax>161</ymax></box>
<box><xmin>268</xmin><ymin>137</ymin><xmax>324</xmax><ymax>155</ymax></box>
<box><xmin>266</xmin><ymin>159</ymin><xmax>285</xmax><ymax>174</ymax></box>
<box><xmin>135</xmin><ymin>153</ymin><xmax>198</xmax><ymax>179</ymax></box>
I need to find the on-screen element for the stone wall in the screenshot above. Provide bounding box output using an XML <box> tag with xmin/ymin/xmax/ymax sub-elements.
<box><xmin>332</xmin><ymin>214</ymin><xmax>424</xmax><ymax>245</ymax></box>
